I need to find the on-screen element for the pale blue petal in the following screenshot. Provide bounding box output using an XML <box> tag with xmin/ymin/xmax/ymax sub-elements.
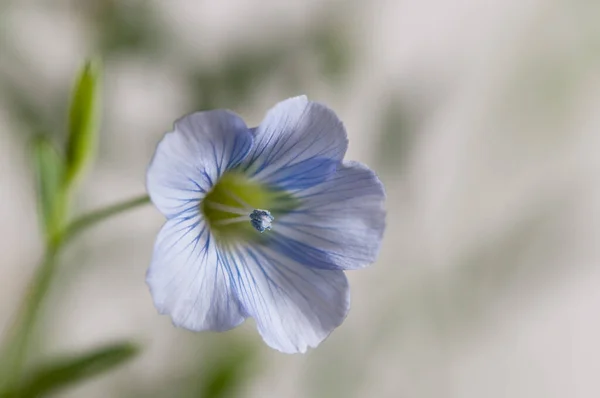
<box><xmin>231</xmin><ymin>244</ymin><xmax>349</xmax><ymax>354</ymax></box>
<box><xmin>243</xmin><ymin>96</ymin><xmax>347</xmax><ymax>190</ymax></box>
<box><xmin>147</xmin><ymin>215</ymin><xmax>245</xmax><ymax>332</ymax></box>
<box><xmin>147</xmin><ymin>110</ymin><xmax>253</xmax><ymax>218</ymax></box>
<box><xmin>268</xmin><ymin>161</ymin><xmax>385</xmax><ymax>270</ymax></box>
<box><xmin>267</xmin><ymin>157</ymin><xmax>338</xmax><ymax>191</ymax></box>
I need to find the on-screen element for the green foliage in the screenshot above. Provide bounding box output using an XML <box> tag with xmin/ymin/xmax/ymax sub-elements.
<box><xmin>30</xmin><ymin>60</ymin><xmax>103</xmax><ymax>241</ymax></box>
<box><xmin>376</xmin><ymin>96</ymin><xmax>418</xmax><ymax>174</ymax></box>
<box><xmin>188</xmin><ymin>49</ymin><xmax>286</xmax><ymax>111</ymax></box>
<box><xmin>188</xmin><ymin>24</ymin><xmax>351</xmax><ymax>112</ymax></box>
<box><xmin>126</xmin><ymin>338</ymin><xmax>258</xmax><ymax>398</ymax></box>
<box><xmin>0</xmin><ymin>343</ymin><xmax>139</xmax><ymax>398</ymax></box>
<box><xmin>195</xmin><ymin>341</ymin><xmax>258</xmax><ymax>398</ymax></box>
<box><xmin>155</xmin><ymin>339</ymin><xmax>260</xmax><ymax>398</ymax></box>
<box><xmin>92</xmin><ymin>1</ymin><xmax>163</xmax><ymax>56</ymax></box>
<box><xmin>32</xmin><ymin>137</ymin><xmax>65</xmax><ymax>239</ymax></box>
<box><xmin>313</xmin><ymin>26</ymin><xmax>351</xmax><ymax>83</ymax></box>
<box><xmin>65</xmin><ymin>60</ymin><xmax>101</xmax><ymax>187</ymax></box>
<box><xmin>0</xmin><ymin>55</ymin><xmax>150</xmax><ymax>398</ymax></box>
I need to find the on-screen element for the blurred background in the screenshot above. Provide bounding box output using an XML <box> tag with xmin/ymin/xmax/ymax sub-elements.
<box><xmin>1</xmin><ymin>0</ymin><xmax>600</xmax><ymax>397</ymax></box>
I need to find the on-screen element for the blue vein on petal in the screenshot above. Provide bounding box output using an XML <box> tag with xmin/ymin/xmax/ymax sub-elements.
<box><xmin>217</xmin><ymin>247</ymin><xmax>243</xmax><ymax>318</ymax></box>
<box><xmin>222</xmin><ymin>128</ymin><xmax>254</xmax><ymax>175</ymax></box>
<box><xmin>268</xmin><ymin>231</ymin><xmax>371</xmax><ymax>270</ymax></box>
<box><xmin>266</xmin><ymin>124</ymin><xmax>335</xmax><ymax>170</ymax></box>
<box><xmin>167</xmin><ymin>201</ymin><xmax>201</xmax><ymax>219</ymax></box>
<box><xmin>238</xmin><ymin>247</ymin><xmax>272</xmax><ymax>322</ymax></box>
<box><xmin>233</xmin><ymin>246</ymin><xmax>276</xmax><ymax>323</ymax></box>
<box><xmin>252</xmin><ymin>245</ymin><xmax>332</xmax><ymax>310</ymax></box>
<box><xmin>232</xmin><ymin>243</ymin><xmax>334</xmax><ymax>331</ymax></box>
<box><xmin>267</xmin><ymin>157</ymin><xmax>337</xmax><ymax>190</ymax></box>
<box><xmin>178</xmin><ymin>226</ymin><xmax>211</xmax><ymax>327</ymax></box>
<box><xmin>157</xmin><ymin>218</ymin><xmax>204</xmax><ymax>297</ymax></box>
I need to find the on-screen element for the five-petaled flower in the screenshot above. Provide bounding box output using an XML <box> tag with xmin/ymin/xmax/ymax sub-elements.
<box><xmin>146</xmin><ymin>96</ymin><xmax>386</xmax><ymax>353</ymax></box>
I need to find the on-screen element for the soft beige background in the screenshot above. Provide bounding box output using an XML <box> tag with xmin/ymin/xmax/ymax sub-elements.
<box><xmin>1</xmin><ymin>0</ymin><xmax>600</xmax><ymax>397</ymax></box>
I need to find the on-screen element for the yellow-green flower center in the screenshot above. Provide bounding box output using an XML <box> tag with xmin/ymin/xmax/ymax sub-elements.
<box><xmin>201</xmin><ymin>171</ymin><xmax>299</xmax><ymax>243</ymax></box>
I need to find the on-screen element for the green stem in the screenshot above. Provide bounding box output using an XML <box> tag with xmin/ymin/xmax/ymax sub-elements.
<box><xmin>63</xmin><ymin>194</ymin><xmax>150</xmax><ymax>243</ymax></box>
<box><xmin>1</xmin><ymin>194</ymin><xmax>150</xmax><ymax>390</ymax></box>
<box><xmin>2</xmin><ymin>244</ymin><xmax>60</xmax><ymax>395</ymax></box>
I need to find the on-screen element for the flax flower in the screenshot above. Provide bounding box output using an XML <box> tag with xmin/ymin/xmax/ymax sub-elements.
<box><xmin>146</xmin><ymin>96</ymin><xmax>385</xmax><ymax>353</ymax></box>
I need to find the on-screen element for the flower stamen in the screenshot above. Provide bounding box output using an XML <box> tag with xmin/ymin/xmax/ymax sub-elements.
<box><xmin>213</xmin><ymin>215</ymin><xmax>252</xmax><ymax>226</ymax></box>
<box><xmin>249</xmin><ymin>209</ymin><xmax>274</xmax><ymax>233</ymax></box>
<box><xmin>204</xmin><ymin>201</ymin><xmax>248</xmax><ymax>216</ymax></box>
<box><xmin>221</xmin><ymin>187</ymin><xmax>253</xmax><ymax>211</ymax></box>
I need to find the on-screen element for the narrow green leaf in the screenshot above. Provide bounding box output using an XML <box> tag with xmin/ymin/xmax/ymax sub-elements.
<box><xmin>65</xmin><ymin>59</ymin><xmax>101</xmax><ymax>187</ymax></box>
<box><xmin>32</xmin><ymin>136</ymin><xmax>64</xmax><ymax>238</ymax></box>
<box><xmin>1</xmin><ymin>342</ymin><xmax>139</xmax><ymax>398</ymax></box>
